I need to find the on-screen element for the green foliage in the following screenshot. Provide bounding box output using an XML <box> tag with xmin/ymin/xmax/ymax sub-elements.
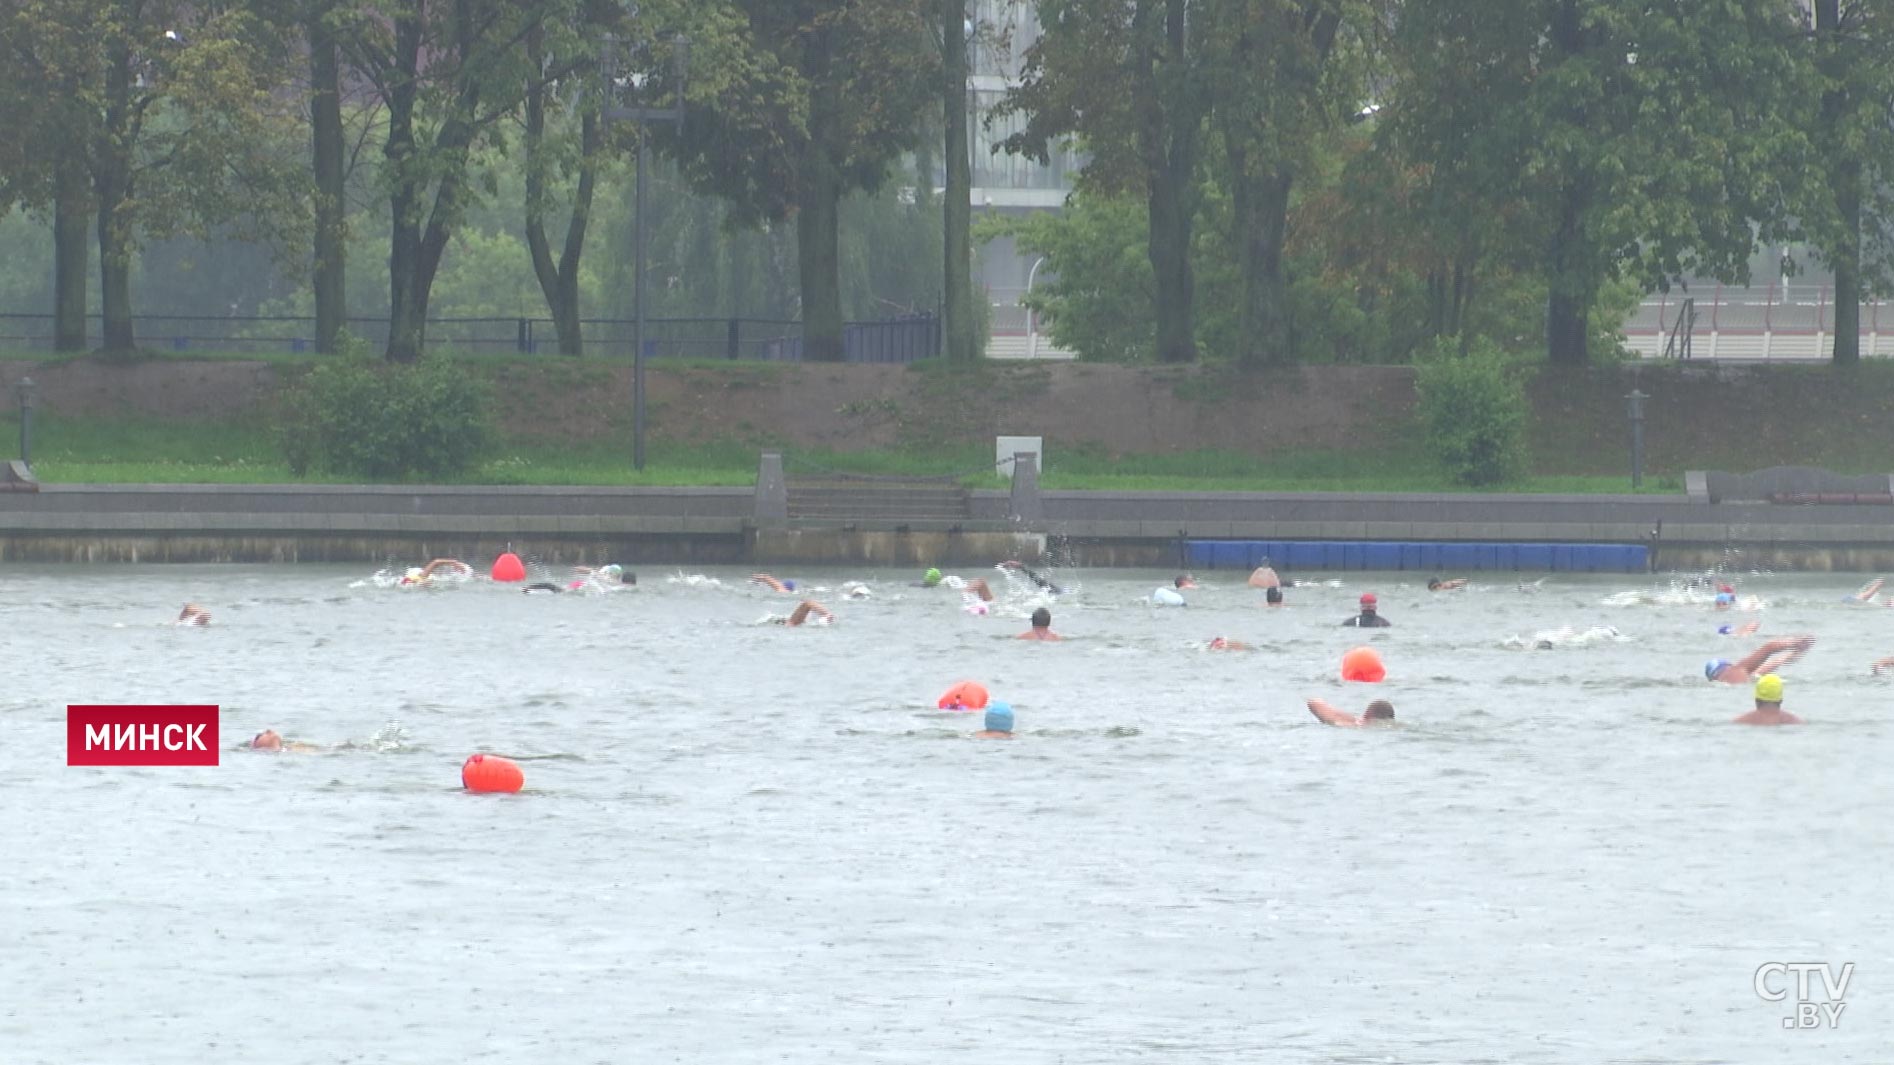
<box><xmin>1414</xmin><ymin>337</ymin><xmax>1530</xmax><ymax>486</ymax></box>
<box><xmin>280</xmin><ymin>334</ymin><xmax>495</xmax><ymax>479</ymax></box>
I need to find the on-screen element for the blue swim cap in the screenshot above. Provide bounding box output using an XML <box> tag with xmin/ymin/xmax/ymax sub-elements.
<box><xmin>1704</xmin><ymin>658</ymin><xmax>1730</xmax><ymax>680</ymax></box>
<box><xmin>984</xmin><ymin>702</ymin><xmax>1014</xmax><ymax>733</ymax></box>
<box><xmin>782</xmin><ymin>579</ymin><xmax>797</xmax><ymax>591</ymax></box>
<box><xmin>1717</xmin><ymin>625</ymin><xmax>1733</xmax><ymax>635</ymax></box>
<box><xmin>1715</xmin><ymin>592</ymin><xmax>1734</xmax><ymax>604</ymax></box>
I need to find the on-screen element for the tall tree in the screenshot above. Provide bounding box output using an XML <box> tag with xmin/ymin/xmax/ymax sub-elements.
<box><xmin>1798</xmin><ymin>1</ymin><xmax>1894</xmax><ymax>364</ymax></box>
<box><xmin>338</xmin><ymin>0</ymin><xmax>579</xmax><ymax>362</ymax></box>
<box><xmin>1200</xmin><ymin>0</ymin><xmax>1364</xmax><ymax>366</ymax></box>
<box><xmin>1388</xmin><ymin>0</ymin><xmax>1803</xmax><ymax>365</ymax></box>
<box><xmin>308</xmin><ymin>1</ymin><xmax>348</xmax><ymax>354</ymax></box>
<box><xmin>940</xmin><ymin>0</ymin><xmax>977</xmax><ymax>361</ymax></box>
<box><xmin>1001</xmin><ymin>0</ymin><xmax>1209</xmax><ymax>363</ymax></box>
<box><xmin>0</xmin><ymin>1</ymin><xmax>92</xmax><ymax>350</ymax></box>
<box><xmin>663</xmin><ymin>0</ymin><xmax>938</xmax><ymax>361</ymax></box>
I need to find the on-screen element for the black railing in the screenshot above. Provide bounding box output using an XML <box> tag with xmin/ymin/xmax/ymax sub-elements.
<box><xmin>0</xmin><ymin>311</ymin><xmax>942</xmax><ymax>363</ymax></box>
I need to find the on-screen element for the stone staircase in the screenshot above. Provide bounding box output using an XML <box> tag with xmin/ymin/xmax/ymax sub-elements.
<box><xmin>785</xmin><ymin>479</ymin><xmax>971</xmax><ymax>524</ymax></box>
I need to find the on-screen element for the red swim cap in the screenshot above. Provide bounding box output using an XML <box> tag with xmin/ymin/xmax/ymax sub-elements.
<box><xmin>1359</xmin><ymin>593</ymin><xmax>1377</xmax><ymax>606</ymax></box>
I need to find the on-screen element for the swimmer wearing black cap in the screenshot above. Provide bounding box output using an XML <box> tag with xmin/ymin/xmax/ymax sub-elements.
<box><xmin>1018</xmin><ymin>606</ymin><xmax>1063</xmax><ymax>641</ymax></box>
<box><xmin>1306</xmin><ymin>698</ymin><xmax>1396</xmax><ymax>728</ymax></box>
<box><xmin>1427</xmin><ymin>577</ymin><xmax>1467</xmax><ymax>591</ymax></box>
<box><xmin>1264</xmin><ymin>587</ymin><xmax>1284</xmax><ymax>607</ymax></box>
<box><xmin>1342</xmin><ymin>593</ymin><xmax>1391</xmax><ymax>627</ymax></box>
<box><xmin>1000</xmin><ymin>560</ymin><xmax>1063</xmax><ymax>594</ymax></box>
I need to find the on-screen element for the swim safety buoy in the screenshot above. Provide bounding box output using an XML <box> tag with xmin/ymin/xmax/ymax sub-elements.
<box><xmin>1341</xmin><ymin>646</ymin><xmax>1386</xmax><ymax>683</ymax></box>
<box><xmin>937</xmin><ymin>680</ymin><xmax>990</xmax><ymax>711</ymax></box>
<box><xmin>462</xmin><ymin>753</ymin><xmax>525</xmax><ymax>793</ymax></box>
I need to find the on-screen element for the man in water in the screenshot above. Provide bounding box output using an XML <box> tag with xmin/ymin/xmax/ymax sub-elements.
<box><xmin>776</xmin><ymin>599</ymin><xmax>834</xmax><ymax>627</ymax></box>
<box><xmin>1208</xmin><ymin>636</ymin><xmax>1253</xmax><ymax>651</ymax></box>
<box><xmin>1705</xmin><ymin>635</ymin><xmax>1813</xmax><ymax>685</ymax></box>
<box><xmin>750</xmin><ymin>573</ymin><xmax>802</xmax><ymax>593</ymax></box>
<box><xmin>400</xmin><ymin>558</ymin><xmax>471</xmax><ymax>586</ymax></box>
<box><xmin>1306</xmin><ymin>698</ymin><xmax>1397</xmax><ymax>728</ymax></box>
<box><xmin>1733</xmin><ymin>674</ymin><xmax>1802</xmax><ymax>725</ymax></box>
<box><xmin>248</xmin><ymin>730</ymin><xmax>323</xmax><ymax>752</ymax></box>
<box><xmin>999</xmin><ymin>560</ymin><xmax>1063</xmax><ymax>594</ymax></box>
<box><xmin>972</xmin><ymin>703</ymin><xmax>1015</xmax><ymax>740</ymax></box>
<box><xmin>1174</xmin><ymin>574</ymin><xmax>1198</xmax><ymax>589</ymax></box>
<box><xmin>1019</xmin><ymin>606</ymin><xmax>1063</xmax><ymax>641</ymax></box>
<box><xmin>1427</xmin><ymin>577</ymin><xmax>1467</xmax><ymax>591</ymax></box>
<box><xmin>1342</xmin><ymin>593</ymin><xmax>1391</xmax><ymax>627</ymax></box>
<box><xmin>177</xmin><ymin>603</ymin><xmax>212</xmax><ymax>626</ymax></box>
<box><xmin>1264</xmin><ymin>586</ymin><xmax>1285</xmax><ymax>607</ymax></box>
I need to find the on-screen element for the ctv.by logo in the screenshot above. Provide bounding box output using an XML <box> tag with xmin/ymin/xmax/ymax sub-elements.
<box><xmin>1754</xmin><ymin>962</ymin><xmax>1853</xmax><ymax>1029</ymax></box>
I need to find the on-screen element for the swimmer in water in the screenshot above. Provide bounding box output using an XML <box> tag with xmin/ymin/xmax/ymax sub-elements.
<box><xmin>1208</xmin><ymin>636</ymin><xmax>1253</xmax><ymax>651</ymax></box>
<box><xmin>400</xmin><ymin>558</ymin><xmax>471</xmax><ymax>585</ymax></box>
<box><xmin>1704</xmin><ymin>634</ymin><xmax>1814</xmax><ymax>685</ymax></box>
<box><xmin>1264</xmin><ymin>586</ymin><xmax>1284</xmax><ymax>608</ymax></box>
<box><xmin>772</xmin><ymin>599</ymin><xmax>834</xmax><ymax>627</ymax></box>
<box><xmin>575</xmin><ymin>564</ymin><xmax>636</xmax><ymax>586</ymax></box>
<box><xmin>1342</xmin><ymin>593</ymin><xmax>1391</xmax><ymax>627</ymax></box>
<box><xmin>1718</xmin><ymin>620</ymin><xmax>1761</xmax><ymax>638</ymax></box>
<box><xmin>1713</xmin><ymin>590</ymin><xmax>1736</xmax><ymax>611</ymax></box>
<box><xmin>1870</xmin><ymin>655</ymin><xmax>1894</xmax><ymax>676</ymax></box>
<box><xmin>1173</xmin><ymin>573</ymin><xmax>1198</xmax><ymax>589</ymax></box>
<box><xmin>524</xmin><ymin>581</ymin><xmax>563</xmax><ymax>594</ymax></box>
<box><xmin>248</xmin><ymin>729</ymin><xmax>323</xmax><ymax>752</ymax></box>
<box><xmin>1019</xmin><ymin>606</ymin><xmax>1063</xmax><ymax>641</ymax></box>
<box><xmin>176</xmin><ymin>603</ymin><xmax>212</xmax><ymax>626</ymax></box>
<box><xmin>1306</xmin><ymin>698</ymin><xmax>1397</xmax><ymax>728</ymax></box>
<box><xmin>972</xmin><ymin>702</ymin><xmax>1015</xmax><ymax>739</ymax></box>
<box><xmin>1427</xmin><ymin>577</ymin><xmax>1468</xmax><ymax>591</ymax></box>
<box><xmin>1847</xmin><ymin>577</ymin><xmax>1884</xmax><ymax>602</ymax></box>
<box><xmin>750</xmin><ymin>573</ymin><xmax>802</xmax><ymax>593</ymax></box>
<box><xmin>1732</xmin><ymin>674</ymin><xmax>1802</xmax><ymax>726</ymax></box>
<box><xmin>999</xmin><ymin>560</ymin><xmax>1063</xmax><ymax>594</ymax></box>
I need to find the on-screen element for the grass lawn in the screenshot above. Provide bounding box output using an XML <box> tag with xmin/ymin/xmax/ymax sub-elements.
<box><xmin>0</xmin><ymin>412</ymin><xmax>1676</xmax><ymax>493</ymax></box>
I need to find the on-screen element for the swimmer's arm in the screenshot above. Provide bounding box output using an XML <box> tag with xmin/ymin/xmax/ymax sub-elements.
<box><xmin>1738</xmin><ymin>635</ymin><xmax>1811</xmax><ymax>672</ymax></box>
<box><xmin>785</xmin><ymin>599</ymin><xmax>831</xmax><ymax>626</ymax></box>
<box><xmin>750</xmin><ymin>573</ymin><xmax>787</xmax><ymax>592</ymax></box>
<box><xmin>1306</xmin><ymin>699</ymin><xmax>1359</xmax><ymax>728</ymax></box>
<box><xmin>1873</xmin><ymin>656</ymin><xmax>1894</xmax><ymax>675</ymax></box>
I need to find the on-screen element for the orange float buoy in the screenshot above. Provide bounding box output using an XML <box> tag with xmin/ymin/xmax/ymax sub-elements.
<box><xmin>937</xmin><ymin>680</ymin><xmax>990</xmax><ymax>711</ymax></box>
<box><xmin>462</xmin><ymin>753</ymin><xmax>524</xmax><ymax>793</ymax></box>
<box><xmin>490</xmin><ymin>552</ymin><xmax>526</xmax><ymax>582</ymax></box>
<box><xmin>1341</xmin><ymin>646</ymin><xmax>1386</xmax><ymax>683</ymax></box>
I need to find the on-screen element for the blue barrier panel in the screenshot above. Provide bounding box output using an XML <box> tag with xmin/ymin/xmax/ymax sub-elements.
<box><xmin>1179</xmin><ymin>541</ymin><xmax>1648</xmax><ymax>573</ymax></box>
<box><xmin>1516</xmin><ymin>544</ymin><xmax>1554</xmax><ymax>570</ymax></box>
<box><xmin>1362</xmin><ymin>543</ymin><xmax>1400</xmax><ymax>570</ymax></box>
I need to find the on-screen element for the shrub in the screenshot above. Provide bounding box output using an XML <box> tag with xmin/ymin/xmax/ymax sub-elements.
<box><xmin>280</xmin><ymin>336</ymin><xmax>495</xmax><ymax>479</ymax></box>
<box><xmin>1414</xmin><ymin>336</ymin><xmax>1530</xmax><ymax>486</ymax></box>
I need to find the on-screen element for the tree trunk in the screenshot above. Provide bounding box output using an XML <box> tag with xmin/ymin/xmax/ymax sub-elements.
<box><xmin>796</xmin><ymin>156</ymin><xmax>846</xmax><ymax>361</ymax></box>
<box><xmin>96</xmin><ymin>43</ymin><xmax>136</xmax><ymax>354</ymax></box>
<box><xmin>1144</xmin><ymin>0</ymin><xmax>1198</xmax><ymax>364</ymax></box>
<box><xmin>1230</xmin><ymin>156</ymin><xmax>1293</xmax><ymax>367</ymax></box>
<box><xmin>1817</xmin><ymin>0</ymin><xmax>1858</xmax><ymax>364</ymax></box>
<box><xmin>52</xmin><ymin>157</ymin><xmax>89</xmax><ymax>352</ymax></box>
<box><xmin>523</xmin><ymin>28</ymin><xmax>596</xmax><ymax>358</ymax></box>
<box><xmin>941</xmin><ymin>0</ymin><xmax>977</xmax><ymax>362</ymax></box>
<box><xmin>1545</xmin><ymin>175</ymin><xmax>1593</xmax><ymax>366</ymax></box>
<box><xmin>309</xmin><ymin>8</ymin><xmax>347</xmax><ymax>354</ymax></box>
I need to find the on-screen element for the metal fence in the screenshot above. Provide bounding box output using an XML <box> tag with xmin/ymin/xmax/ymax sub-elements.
<box><xmin>1623</xmin><ymin>285</ymin><xmax>1894</xmax><ymax>361</ymax></box>
<box><xmin>0</xmin><ymin>311</ymin><xmax>942</xmax><ymax>363</ymax></box>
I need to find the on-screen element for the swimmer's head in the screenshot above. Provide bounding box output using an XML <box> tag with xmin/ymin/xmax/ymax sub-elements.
<box><xmin>1363</xmin><ymin>700</ymin><xmax>1395</xmax><ymax>722</ymax></box>
<box><xmin>1754</xmin><ymin>673</ymin><xmax>1784</xmax><ymax>704</ymax></box>
<box><xmin>984</xmin><ymin>702</ymin><xmax>1014</xmax><ymax>733</ymax></box>
<box><xmin>1718</xmin><ymin>584</ymin><xmax>1735</xmax><ymax>594</ymax></box>
<box><xmin>404</xmin><ymin>567</ymin><xmax>423</xmax><ymax>582</ymax></box>
<box><xmin>250</xmin><ymin>730</ymin><xmax>283</xmax><ymax>750</ymax></box>
<box><xmin>1427</xmin><ymin>577</ymin><xmax>1442</xmax><ymax>590</ymax></box>
<box><xmin>1717</xmin><ymin>624</ymin><xmax>1733</xmax><ymax>635</ymax></box>
<box><xmin>621</xmin><ymin>571</ymin><xmax>637</xmax><ymax>585</ymax></box>
<box><xmin>1031</xmin><ymin>607</ymin><xmax>1052</xmax><ymax>629</ymax></box>
<box><xmin>1704</xmin><ymin>658</ymin><xmax>1731</xmax><ymax>681</ymax></box>
<box><xmin>1359</xmin><ymin>592</ymin><xmax>1377</xmax><ymax>610</ymax></box>
<box><xmin>1209</xmin><ymin>637</ymin><xmax>1227</xmax><ymax>650</ymax></box>
<box><xmin>923</xmin><ymin>567</ymin><xmax>942</xmax><ymax>587</ymax></box>
<box><xmin>782</xmin><ymin>578</ymin><xmax>797</xmax><ymax>592</ymax></box>
<box><xmin>1174</xmin><ymin>574</ymin><xmax>1195</xmax><ymax>588</ymax></box>
<box><xmin>1266</xmin><ymin>587</ymin><xmax>1283</xmax><ymax>604</ymax></box>
<box><xmin>1714</xmin><ymin>592</ymin><xmax>1734</xmax><ymax>605</ymax></box>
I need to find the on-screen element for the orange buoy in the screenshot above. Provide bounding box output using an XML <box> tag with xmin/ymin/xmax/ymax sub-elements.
<box><xmin>937</xmin><ymin>680</ymin><xmax>990</xmax><ymax>711</ymax></box>
<box><xmin>1341</xmin><ymin>646</ymin><xmax>1386</xmax><ymax>683</ymax></box>
<box><xmin>462</xmin><ymin>753</ymin><xmax>524</xmax><ymax>793</ymax></box>
<box><xmin>491</xmin><ymin>552</ymin><xmax>526</xmax><ymax>582</ymax></box>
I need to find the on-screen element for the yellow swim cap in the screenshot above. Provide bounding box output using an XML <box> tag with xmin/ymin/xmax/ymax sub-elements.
<box><xmin>1754</xmin><ymin>674</ymin><xmax>1784</xmax><ymax>702</ymax></box>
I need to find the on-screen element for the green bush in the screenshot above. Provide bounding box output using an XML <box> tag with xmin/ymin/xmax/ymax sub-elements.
<box><xmin>1414</xmin><ymin>337</ymin><xmax>1530</xmax><ymax>486</ymax></box>
<box><xmin>280</xmin><ymin>335</ymin><xmax>495</xmax><ymax>479</ymax></box>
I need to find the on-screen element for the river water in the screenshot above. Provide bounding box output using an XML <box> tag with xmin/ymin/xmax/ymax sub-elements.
<box><xmin>1</xmin><ymin>562</ymin><xmax>1887</xmax><ymax>1063</ymax></box>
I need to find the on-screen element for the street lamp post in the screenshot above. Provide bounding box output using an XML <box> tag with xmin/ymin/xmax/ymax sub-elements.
<box><xmin>603</xmin><ymin>32</ymin><xmax>689</xmax><ymax>471</ymax></box>
<box><xmin>1626</xmin><ymin>389</ymin><xmax>1649</xmax><ymax>490</ymax></box>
